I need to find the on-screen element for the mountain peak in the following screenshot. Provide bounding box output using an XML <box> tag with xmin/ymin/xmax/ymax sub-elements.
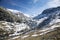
<box><xmin>34</xmin><ymin>6</ymin><xmax>60</xmax><ymax>19</ymax></box>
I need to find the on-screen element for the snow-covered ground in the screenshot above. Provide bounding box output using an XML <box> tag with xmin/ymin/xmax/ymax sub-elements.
<box><xmin>0</xmin><ymin>21</ymin><xmax>30</xmax><ymax>36</ymax></box>
<box><xmin>49</xmin><ymin>19</ymin><xmax>60</xmax><ymax>25</ymax></box>
<box><xmin>14</xmin><ymin>23</ymin><xmax>30</xmax><ymax>32</ymax></box>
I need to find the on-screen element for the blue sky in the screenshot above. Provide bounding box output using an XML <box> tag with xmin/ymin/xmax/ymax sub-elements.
<box><xmin>0</xmin><ymin>0</ymin><xmax>60</xmax><ymax>17</ymax></box>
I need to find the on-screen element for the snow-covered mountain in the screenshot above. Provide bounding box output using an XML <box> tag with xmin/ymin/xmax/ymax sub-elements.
<box><xmin>0</xmin><ymin>6</ymin><xmax>60</xmax><ymax>40</ymax></box>
<box><xmin>6</xmin><ymin>8</ymin><xmax>37</xmax><ymax>28</ymax></box>
<box><xmin>34</xmin><ymin>6</ymin><xmax>60</xmax><ymax>29</ymax></box>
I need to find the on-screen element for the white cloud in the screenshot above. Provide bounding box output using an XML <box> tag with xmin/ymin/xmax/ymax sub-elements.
<box><xmin>33</xmin><ymin>0</ymin><xmax>39</xmax><ymax>3</ymax></box>
<box><xmin>32</xmin><ymin>0</ymin><xmax>60</xmax><ymax>17</ymax></box>
<box><xmin>47</xmin><ymin>0</ymin><xmax>60</xmax><ymax>8</ymax></box>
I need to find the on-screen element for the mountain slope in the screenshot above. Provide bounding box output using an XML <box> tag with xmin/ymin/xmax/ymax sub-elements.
<box><xmin>10</xmin><ymin>22</ymin><xmax>60</xmax><ymax>40</ymax></box>
<box><xmin>0</xmin><ymin>7</ymin><xmax>31</xmax><ymax>40</ymax></box>
<box><xmin>34</xmin><ymin>6</ymin><xmax>60</xmax><ymax>29</ymax></box>
<box><xmin>0</xmin><ymin>7</ymin><xmax>38</xmax><ymax>40</ymax></box>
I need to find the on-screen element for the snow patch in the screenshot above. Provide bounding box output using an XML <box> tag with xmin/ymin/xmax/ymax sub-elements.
<box><xmin>22</xmin><ymin>35</ymin><xmax>29</xmax><ymax>38</ymax></box>
<box><xmin>37</xmin><ymin>17</ymin><xmax>48</xmax><ymax>25</ymax></box>
<box><xmin>7</xmin><ymin>9</ymin><xmax>20</xmax><ymax>13</ymax></box>
<box><xmin>39</xmin><ymin>31</ymin><xmax>50</xmax><ymax>35</ymax></box>
<box><xmin>55</xmin><ymin>19</ymin><xmax>60</xmax><ymax>23</ymax></box>
<box><xmin>24</xmin><ymin>14</ymin><xmax>30</xmax><ymax>17</ymax></box>
<box><xmin>32</xmin><ymin>34</ymin><xmax>38</xmax><ymax>37</ymax></box>
<box><xmin>51</xmin><ymin>24</ymin><xmax>60</xmax><ymax>29</ymax></box>
<box><xmin>49</xmin><ymin>19</ymin><xmax>60</xmax><ymax>25</ymax></box>
<box><xmin>14</xmin><ymin>23</ymin><xmax>30</xmax><ymax>32</ymax></box>
<box><xmin>12</xmin><ymin>36</ymin><xmax>20</xmax><ymax>39</ymax></box>
<box><xmin>9</xmin><ymin>32</ymin><xmax>21</xmax><ymax>36</ymax></box>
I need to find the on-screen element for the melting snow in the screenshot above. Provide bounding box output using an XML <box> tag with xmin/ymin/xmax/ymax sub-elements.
<box><xmin>22</xmin><ymin>35</ymin><xmax>29</xmax><ymax>38</ymax></box>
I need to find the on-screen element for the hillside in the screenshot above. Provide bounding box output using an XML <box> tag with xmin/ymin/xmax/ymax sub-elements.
<box><xmin>0</xmin><ymin>7</ymin><xmax>37</xmax><ymax>40</ymax></box>
<box><xmin>9</xmin><ymin>23</ymin><xmax>60</xmax><ymax>40</ymax></box>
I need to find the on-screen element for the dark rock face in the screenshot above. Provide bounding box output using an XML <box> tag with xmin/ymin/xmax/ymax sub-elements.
<box><xmin>0</xmin><ymin>7</ymin><xmax>24</xmax><ymax>23</ymax></box>
<box><xmin>0</xmin><ymin>7</ymin><xmax>14</xmax><ymax>22</ymax></box>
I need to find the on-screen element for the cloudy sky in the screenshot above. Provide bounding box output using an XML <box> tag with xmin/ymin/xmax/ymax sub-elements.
<box><xmin>0</xmin><ymin>0</ymin><xmax>60</xmax><ymax>17</ymax></box>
